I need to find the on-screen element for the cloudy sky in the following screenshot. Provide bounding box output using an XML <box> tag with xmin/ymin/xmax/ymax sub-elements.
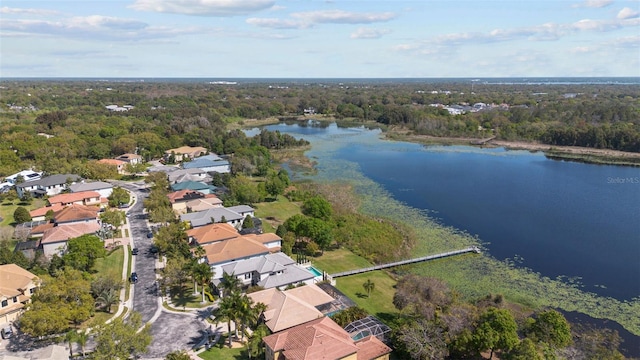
<box><xmin>1</xmin><ymin>0</ymin><xmax>639</xmax><ymax>78</ymax></box>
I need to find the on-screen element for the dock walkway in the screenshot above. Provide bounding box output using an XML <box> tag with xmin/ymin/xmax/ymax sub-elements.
<box><xmin>329</xmin><ymin>246</ymin><xmax>480</xmax><ymax>278</ymax></box>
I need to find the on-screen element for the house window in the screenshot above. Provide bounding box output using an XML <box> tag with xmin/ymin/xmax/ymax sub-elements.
<box><xmin>244</xmin><ymin>273</ymin><xmax>251</xmax><ymax>280</ymax></box>
<box><xmin>13</xmin><ymin>297</ymin><xmax>18</xmax><ymax>303</ymax></box>
<box><xmin>1</xmin><ymin>300</ymin><xmax>7</xmax><ymax>307</ymax></box>
<box><xmin>30</xmin><ymin>288</ymin><xmax>35</xmax><ymax>294</ymax></box>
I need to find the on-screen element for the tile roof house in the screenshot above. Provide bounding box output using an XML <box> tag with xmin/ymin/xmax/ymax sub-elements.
<box><xmin>167</xmin><ymin>190</ymin><xmax>207</xmax><ymax>214</ymax></box>
<box><xmin>52</xmin><ymin>204</ymin><xmax>100</xmax><ymax>226</ymax></box>
<box><xmin>0</xmin><ymin>264</ymin><xmax>40</xmax><ymax>325</ymax></box>
<box><xmin>221</xmin><ymin>252</ymin><xmax>314</xmax><ymax>290</ymax></box>
<box><xmin>247</xmin><ymin>286</ymin><xmax>327</xmax><ymax>333</ymax></box>
<box><xmin>40</xmin><ymin>223</ymin><xmax>101</xmax><ymax>257</ymax></box>
<box><xmin>185</xmin><ymin>196</ymin><xmax>223</xmax><ymax>213</ymax></box>
<box><xmin>187</xmin><ymin>223</ymin><xmax>240</xmax><ymax>245</ymax></box>
<box><xmin>29</xmin><ymin>204</ymin><xmax>65</xmax><ymax>222</ymax></box>
<box><xmin>164</xmin><ymin>146</ymin><xmax>208</xmax><ymax>162</ymax></box>
<box><xmin>170</xmin><ymin>181</ymin><xmax>217</xmax><ymax>195</ymax></box>
<box><xmin>115</xmin><ymin>153</ymin><xmax>143</xmax><ymax>165</ymax></box>
<box><xmin>47</xmin><ymin>191</ymin><xmax>101</xmax><ymax>207</ymax></box>
<box><xmin>201</xmin><ymin>236</ymin><xmax>273</xmax><ymax>279</ymax></box>
<box><xmin>263</xmin><ymin>316</ymin><xmax>392</xmax><ymax>360</ymax></box>
<box><xmin>180</xmin><ymin>207</ymin><xmax>244</xmax><ymax>228</ymax></box>
<box><xmin>98</xmin><ymin>159</ymin><xmax>127</xmax><ymax>174</ymax></box>
<box><xmin>16</xmin><ymin>174</ymin><xmax>82</xmax><ymax>198</ymax></box>
<box><xmin>69</xmin><ymin>181</ymin><xmax>114</xmax><ymax>198</ymax></box>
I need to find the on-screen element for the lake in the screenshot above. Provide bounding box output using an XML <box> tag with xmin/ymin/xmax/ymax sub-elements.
<box><xmin>248</xmin><ymin>121</ymin><xmax>640</xmax><ymax>302</ymax></box>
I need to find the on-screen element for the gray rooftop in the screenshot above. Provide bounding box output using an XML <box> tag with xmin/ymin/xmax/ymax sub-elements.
<box><xmin>180</xmin><ymin>207</ymin><xmax>243</xmax><ymax>227</ymax></box>
<box><xmin>258</xmin><ymin>264</ymin><xmax>315</xmax><ymax>289</ymax></box>
<box><xmin>69</xmin><ymin>181</ymin><xmax>112</xmax><ymax>192</ymax></box>
<box><xmin>17</xmin><ymin>174</ymin><xmax>82</xmax><ymax>188</ymax></box>
<box><xmin>222</xmin><ymin>252</ymin><xmax>296</xmax><ymax>276</ymax></box>
<box><xmin>227</xmin><ymin>205</ymin><xmax>254</xmax><ymax>214</ymax></box>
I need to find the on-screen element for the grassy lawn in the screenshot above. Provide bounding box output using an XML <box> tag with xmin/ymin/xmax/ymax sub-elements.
<box><xmin>253</xmin><ymin>197</ymin><xmax>301</xmax><ymax>233</ymax></box>
<box><xmin>125</xmin><ymin>247</ymin><xmax>132</xmax><ymax>301</ymax></box>
<box><xmin>0</xmin><ymin>198</ymin><xmax>46</xmax><ymax>226</ymax></box>
<box><xmin>170</xmin><ymin>284</ymin><xmax>214</xmax><ymax>309</ymax></box>
<box><xmin>79</xmin><ymin>311</ymin><xmax>113</xmax><ymax>330</ymax></box>
<box><xmin>311</xmin><ymin>248</ymin><xmax>373</xmax><ymax>274</ymax></box>
<box><xmin>93</xmin><ymin>246</ymin><xmax>125</xmax><ymax>280</ymax></box>
<box><xmin>198</xmin><ymin>342</ymin><xmax>248</xmax><ymax>360</ymax></box>
<box><xmin>333</xmin><ymin>271</ymin><xmax>399</xmax><ymax>322</ymax></box>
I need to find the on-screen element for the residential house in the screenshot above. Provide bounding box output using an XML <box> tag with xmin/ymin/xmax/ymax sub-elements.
<box><xmin>69</xmin><ymin>181</ymin><xmax>114</xmax><ymax>198</ymax></box>
<box><xmin>167</xmin><ymin>168</ymin><xmax>211</xmax><ymax>184</ymax></box>
<box><xmin>226</xmin><ymin>205</ymin><xmax>254</xmax><ymax>219</ymax></box>
<box><xmin>247</xmin><ymin>285</ymin><xmax>333</xmax><ymax>332</ymax></box>
<box><xmin>200</xmin><ymin>236</ymin><xmax>273</xmax><ymax>281</ymax></box>
<box><xmin>47</xmin><ymin>191</ymin><xmax>102</xmax><ymax>207</ymax></box>
<box><xmin>4</xmin><ymin>170</ymin><xmax>43</xmax><ymax>185</ymax></box>
<box><xmin>16</xmin><ymin>174</ymin><xmax>82</xmax><ymax>198</ymax></box>
<box><xmin>185</xmin><ymin>196</ymin><xmax>223</xmax><ymax>213</ymax></box>
<box><xmin>263</xmin><ymin>316</ymin><xmax>392</xmax><ymax>360</ymax></box>
<box><xmin>0</xmin><ymin>264</ymin><xmax>40</xmax><ymax>324</ymax></box>
<box><xmin>180</xmin><ymin>207</ymin><xmax>244</xmax><ymax>228</ymax></box>
<box><xmin>221</xmin><ymin>252</ymin><xmax>314</xmax><ymax>290</ymax></box>
<box><xmin>97</xmin><ymin>159</ymin><xmax>127</xmax><ymax>174</ymax></box>
<box><xmin>164</xmin><ymin>146</ymin><xmax>207</xmax><ymax>162</ymax></box>
<box><xmin>29</xmin><ymin>204</ymin><xmax>64</xmax><ymax>222</ymax></box>
<box><xmin>51</xmin><ymin>204</ymin><xmax>100</xmax><ymax>226</ymax></box>
<box><xmin>182</xmin><ymin>154</ymin><xmax>230</xmax><ymax>174</ymax></box>
<box><xmin>187</xmin><ymin>223</ymin><xmax>241</xmax><ymax>246</ymax></box>
<box><xmin>170</xmin><ymin>181</ymin><xmax>216</xmax><ymax>195</ymax></box>
<box><xmin>115</xmin><ymin>153</ymin><xmax>143</xmax><ymax>165</ymax></box>
<box><xmin>147</xmin><ymin>165</ymin><xmax>180</xmax><ymax>174</ymax></box>
<box><xmin>167</xmin><ymin>190</ymin><xmax>207</xmax><ymax>214</ymax></box>
<box><xmin>41</xmin><ymin>223</ymin><xmax>101</xmax><ymax>257</ymax></box>
<box><xmin>243</xmin><ymin>232</ymin><xmax>281</xmax><ymax>252</ymax></box>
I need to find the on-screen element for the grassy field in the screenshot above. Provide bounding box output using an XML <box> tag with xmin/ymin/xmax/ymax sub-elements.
<box><xmin>93</xmin><ymin>246</ymin><xmax>125</xmax><ymax>280</ymax></box>
<box><xmin>0</xmin><ymin>198</ymin><xmax>46</xmax><ymax>226</ymax></box>
<box><xmin>170</xmin><ymin>284</ymin><xmax>214</xmax><ymax>308</ymax></box>
<box><xmin>253</xmin><ymin>196</ymin><xmax>301</xmax><ymax>233</ymax></box>
<box><xmin>311</xmin><ymin>248</ymin><xmax>373</xmax><ymax>274</ymax></box>
<box><xmin>333</xmin><ymin>271</ymin><xmax>399</xmax><ymax>321</ymax></box>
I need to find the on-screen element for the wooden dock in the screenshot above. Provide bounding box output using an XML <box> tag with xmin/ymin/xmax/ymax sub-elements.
<box><xmin>328</xmin><ymin>246</ymin><xmax>480</xmax><ymax>279</ymax></box>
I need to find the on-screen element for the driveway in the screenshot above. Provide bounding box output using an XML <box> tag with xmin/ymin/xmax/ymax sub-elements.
<box><xmin>144</xmin><ymin>311</ymin><xmax>209</xmax><ymax>358</ymax></box>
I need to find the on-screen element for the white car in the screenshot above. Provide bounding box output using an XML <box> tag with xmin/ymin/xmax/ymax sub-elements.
<box><xmin>1</xmin><ymin>326</ymin><xmax>12</xmax><ymax>339</ymax></box>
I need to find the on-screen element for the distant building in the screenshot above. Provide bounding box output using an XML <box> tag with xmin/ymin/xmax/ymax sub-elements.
<box><xmin>69</xmin><ymin>181</ymin><xmax>114</xmax><ymax>198</ymax></box>
<box><xmin>0</xmin><ymin>264</ymin><xmax>40</xmax><ymax>324</ymax></box>
<box><xmin>16</xmin><ymin>174</ymin><xmax>82</xmax><ymax>198</ymax></box>
<box><xmin>4</xmin><ymin>170</ymin><xmax>43</xmax><ymax>185</ymax></box>
<box><xmin>115</xmin><ymin>153</ymin><xmax>143</xmax><ymax>165</ymax></box>
<box><xmin>98</xmin><ymin>159</ymin><xmax>127</xmax><ymax>174</ymax></box>
<box><xmin>164</xmin><ymin>146</ymin><xmax>208</xmax><ymax>162</ymax></box>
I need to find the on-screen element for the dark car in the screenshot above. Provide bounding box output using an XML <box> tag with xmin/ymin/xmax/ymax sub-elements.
<box><xmin>1</xmin><ymin>326</ymin><xmax>13</xmax><ymax>339</ymax></box>
<box><xmin>132</xmin><ymin>247</ymin><xmax>139</xmax><ymax>255</ymax></box>
<box><xmin>130</xmin><ymin>272</ymin><xmax>138</xmax><ymax>283</ymax></box>
<box><xmin>146</xmin><ymin>232</ymin><xmax>153</xmax><ymax>238</ymax></box>
<box><xmin>149</xmin><ymin>246</ymin><xmax>158</xmax><ymax>254</ymax></box>
<box><xmin>118</xmin><ymin>203</ymin><xmax>130</xmax><ymax>209</ymax></box>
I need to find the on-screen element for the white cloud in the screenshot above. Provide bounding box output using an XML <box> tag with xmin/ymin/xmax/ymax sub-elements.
<box><xmin>0</xmin><ymin>6</ymin><xmax>61</xmax><ymax>16</ymax></box>
<box><xmin>246</xmin><ymin>17</ymin><xmax>308</xmax><ymax>29</ymax></box>
<box><xmin>0</xmin><ymin>15</ymin><xmax>201</xmax><ymax>41</ymax></box>
<box><xmin>572</xmin><ymin>0</ymin><xmax>613</xmax><ymax>8</ymax></box>
<box><xmin>617</xmin><ymin>7</ymin><xmax>640</xmax><ymax>19</ymax></box>
<box><xmin>395</xmin><ymin>15</ymin><xmax>640</xmax><ymax>56</ymax></box>
<box><xmin>291</xmin><ymin>10</ymin><xmax>396</xmax><ymax>24</ymax></box>
<box><xmin>246</xmin><ymin>9</ymin><xmax>397</xmax><ymax>30</ymax></box>
<box><xmin>350</xmin><ymin>27</ymin><xmax>390</xmax><ymax>39</ymax></box>
<box><xmin>129</xmin><ymin>0</ymin><xmax>275</xmax><ymax>16</ymax></box>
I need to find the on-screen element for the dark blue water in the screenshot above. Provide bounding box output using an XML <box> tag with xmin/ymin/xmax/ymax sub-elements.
<box><xmin>250</xmin><ymin>122</ymin><xmax>640</xmax><ymax>301</ymax></box>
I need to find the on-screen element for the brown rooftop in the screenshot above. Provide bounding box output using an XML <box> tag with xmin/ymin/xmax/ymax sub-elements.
<box><xmin>48</xmin><ymin>191</ymin><xmax>101</xmax><ymax>205</ymax></box>
<box><xmin>202</xmin><ymin>236</ymin><xmax>270</xmax><ymax>265</ymax></box>
<box><xmin>187</xmin><ymin>223</ymin><xmax>240</xmax><ymax>245</ymax></box>
<box><xmin>53</xmin><ymin>204</ymin><xmax>99</xmax><ymax>223</ymax></box>
<box><xmin>41</xmin><ymin>223</ymin><xmax>101</xmax><ymax>244</ymax></box>
<box><xmin>0</xmin><ymin>264</ymin><xmax>39</xmax><ymax>298</ymax></box>
<box><xmin>30</xmin><ymin>204</ymin><xmax>64</xmax><ymax>218</ymax></box>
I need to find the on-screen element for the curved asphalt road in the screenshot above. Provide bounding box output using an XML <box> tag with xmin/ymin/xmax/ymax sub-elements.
<box><xmin>112</xmin><ymin>181</ymin><xmax>209</xmax><ymax>358</ymax></box>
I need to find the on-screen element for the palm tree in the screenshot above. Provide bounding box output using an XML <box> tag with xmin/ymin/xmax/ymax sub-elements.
<box><xmin>191</xmin><ymin>246</ymin><xmax>206</xmax><ymax>295</ymax></box>
<box><xmin>236</xmin><ymin>294</ymin><xmax>254</xmax><ymax>343</ymax></box>
<box><xmin>247</xmin><ymin>324</ymin><xmax>270</xmax><ymax>360</ymax></box>
<box><xmin>220</xmin><ymin>272</ymin><xmax>241</xmax><ymax>298</ymax></box>
<box><xmin>97</xmin><ymin>289</ymin><xmax>120</xmax><ymax>313</ymax></box>
<box><xmin>65</xmin><ymin>330</ymin><xmax>76</xmax><ymax>358</ymax></box>
<box><xmin>193</xmin><ymin>263</ymin><xmax>213</xmax><ymax>303</ymax></box>
<box><xmin>215</xmin><ymin>295</ymin><xmax>237</xmax><ymax>348</ymax></box>
<box><xmin>75</xmin><ymin>331</ymin><xmax>88</xmax><ymax>357</ymax></box>
<box><xmin>363</xmin><ymin>279</ymin><xmax>375</xmax><ymax>298</ymax></box>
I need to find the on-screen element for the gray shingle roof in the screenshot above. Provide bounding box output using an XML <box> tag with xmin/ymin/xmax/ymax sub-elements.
<box><xmin>69</xmin><ymin>181</ymin><xmax>112</xmax><ymax>192</ymax></box>
<box><xmin>258</xmin><ymin>264</ymin><xmax>315</xmax><ymax>289</ymax></box>
<box><xmin>222</xmin><ymin>252</ymin><xmax>295</xmax><ymax>276</ymax></box>
<box><xmin>227</xmin><ymin>205</ymin><xmax>254</xmax><ymax>214</ymax></box>
<box><xmin>180</xmin><ymin>207</ymin><xmax>243</xmax><ymax>227</ymax></box>
<box><xmin>17</xmin><ymin>174</ymin><xmax>82</xmax><ymax>189</ymax></box>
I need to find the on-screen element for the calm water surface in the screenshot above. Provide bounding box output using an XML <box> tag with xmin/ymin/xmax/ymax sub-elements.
<box><xmin>251</xmin><ymin>122</ymin><xmax>640</xmax><ymax>301</ymax></box>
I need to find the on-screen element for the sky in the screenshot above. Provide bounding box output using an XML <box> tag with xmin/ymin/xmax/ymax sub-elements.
<box><xmin>1</xmin><ymin>0</ymin><xmax>639</xmax><ymax>78</ymax></box>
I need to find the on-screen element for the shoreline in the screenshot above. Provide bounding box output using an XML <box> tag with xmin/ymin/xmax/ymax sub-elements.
<box><xmin>384</xmin><ymin>128</ymin><xmax>640</xmax><ymax>167</ymax></box>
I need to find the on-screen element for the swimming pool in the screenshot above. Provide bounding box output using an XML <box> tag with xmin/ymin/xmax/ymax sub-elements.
<box><xmin>309</xmin><ymin>266</ymin><xmax>322</xmax><ymax>277</ymax></box>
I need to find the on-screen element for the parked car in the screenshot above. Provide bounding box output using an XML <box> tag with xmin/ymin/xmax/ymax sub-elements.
<box><xmin>118</xmin><ymin>203</ymin><xmax>130</xmax><ymax>209</ymax></box>
<box><xmin>146</xmin><ymin>232</ymin><xmax>153</xmax><ymax>238</ymax></box>
<box><xmin>149</xmin><ymin>246</ymin><xmax>158</xmax><ymax>254</ymax></box>
<box><xmin>132</xmin><ymin>247</ymin><xmax>139</xmax><ymax>255</ymax></box>
<box><xmin>1</xmin><ymin>326</ymin><xmax>13</xmax><ymax>339</ymax></box>
<box><xmin>130</xmin><ymin>272</ymin><xmax>138</xmax><ymax>283</ymax></box>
